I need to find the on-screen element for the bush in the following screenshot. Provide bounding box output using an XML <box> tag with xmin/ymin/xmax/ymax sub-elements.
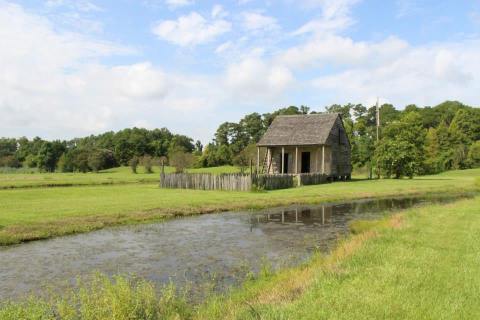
<box><xmin>169</xmin><ymin>149</ymin><xmax>194</xmax><ymax>173</ymax></box>
<box><xmin>142</xmin><ymin>155</ymin><xmax>154</xmax><ymax>174</ymax></box>
<box><xmin>0</xmin><ymin>155</ymin><xmax>21</xmax><ymax>168</ymax></box>
<box><xmin>130</xmin><ymin>156</ymin><xmax>139</xmax><ymax>174</ymax></box>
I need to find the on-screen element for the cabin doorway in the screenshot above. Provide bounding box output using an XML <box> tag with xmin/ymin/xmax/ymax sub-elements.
<box><xmin>301</xmin><ymin>152</ymin><xmax>310</xmax><ymax>173</ymax></box>
<box><xmin>283</xmin><ymin>153</ymin><xmax>289</xmax><ymax>174</ymax></box>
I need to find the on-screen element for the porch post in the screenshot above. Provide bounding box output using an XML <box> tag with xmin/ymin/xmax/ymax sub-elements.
<box><xmin>281</xmin><ymin>147</ymin><xmax>285</xmax><ymax>175</ymax></box>
<box><xmin>322</xmin><ymin>145</ymin><xmax>325</xmax><ymax>174</ymax></box>
<box><xmin>257</xmin><ymin>147</ymin><xmax>260</xmax><ymax>173</ymax></box>
<box><xmin>295</xmin><ymin>146</ymin><xmax>298</xmax><ymax>174</ymax></box>
<box><xmin>266</xmin><ymin>148</ymin><xmax>270</xmax><ymax>174</ymax></box>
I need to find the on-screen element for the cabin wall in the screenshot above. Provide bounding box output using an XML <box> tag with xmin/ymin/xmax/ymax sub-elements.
<box><xmin>326</xmin><ymin>117</ymin><xmax>352</xmax><ymax>176</ymax></box>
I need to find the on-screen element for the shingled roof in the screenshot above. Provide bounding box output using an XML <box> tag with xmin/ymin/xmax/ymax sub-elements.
<box><xmin>257</xmin><ymin>113</ymin><xmax>340</xmax><ymax>147</ymax></box>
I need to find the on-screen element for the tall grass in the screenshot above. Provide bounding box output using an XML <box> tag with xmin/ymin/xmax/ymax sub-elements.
<box><xmin>0</xmin><ymin>275</ymin><xmax>192</xmax><ymax>320</ymax></box>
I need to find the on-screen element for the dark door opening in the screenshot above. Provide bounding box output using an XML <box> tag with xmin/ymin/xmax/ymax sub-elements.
<box><xmin>283</xmin><ymin>153</ymin><xmax>289</xmax><ymax>173</ymax></box>
<box><xmin>301</xmin><ymin>152</ymin><xmax>310</xmax><ymax>173</ymax></box>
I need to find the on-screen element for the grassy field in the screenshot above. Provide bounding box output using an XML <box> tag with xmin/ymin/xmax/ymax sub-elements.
<box><xmin>0</xmin><ymin>168</ymin><xmax>478</xmax><ymax>245</ymax></box>
<box><xmin>2</xmin><ymin>190</ymin><xmax>480</xmax><ymax>319</ymax></box>
<box><xmin>0</xmin><ymin>166</ymin><xmax>242</xmax><ymax>189</ymax></box>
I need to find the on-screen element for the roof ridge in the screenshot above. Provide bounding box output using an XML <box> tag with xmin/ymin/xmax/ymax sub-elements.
<box><xmin>275</xmin><ymin>113</ymin><xmax>338</xmax><ymax>118</ymax></box>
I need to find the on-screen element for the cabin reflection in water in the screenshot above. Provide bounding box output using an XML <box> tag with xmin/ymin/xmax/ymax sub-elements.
<box><xmin>250</xmin><ymin>205</ymin><xmax>333</xmax><ymax>227</ymax></box>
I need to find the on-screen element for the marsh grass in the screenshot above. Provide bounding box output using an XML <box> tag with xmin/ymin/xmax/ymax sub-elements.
<box><xmin>0</xmin><ymin>275</ymin><xmax>192</xmax><ymax>320</ymax></box>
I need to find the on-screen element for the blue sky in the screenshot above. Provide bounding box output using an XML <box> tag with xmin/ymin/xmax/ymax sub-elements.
<box><xmin>1</xmin><ymin>0</ymin><xmax>479</xmax><ymax>142</ymax></box>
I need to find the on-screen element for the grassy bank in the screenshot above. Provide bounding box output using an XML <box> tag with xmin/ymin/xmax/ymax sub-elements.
<box><xmin>2</xmin><ymin>193</ymin><xmax>480</xmax><ymax>319</ymax></box>
<box><xmin>0</xmin><ymin>168</ymin><xmax>478</xmax><ymax>245</ymax></box>
<box><xmin>194</xmin><ymin>194</ymin><xmax>480</xmax><ymax>319</ymax></box>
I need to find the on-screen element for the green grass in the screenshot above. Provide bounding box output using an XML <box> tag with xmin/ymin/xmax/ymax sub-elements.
<box><xmin>3</xmin><ymin>193</ymin><xmax>480</xmax><ymax>319</ymax></box>
<box><xmin>0</xmin><ymin>168</ymin><xmax>478</xmax><ymax>245</ymax></box>
<box><xmin>0</xmin><ymin>166</ymin><xmax>169</xmax><ymax>189</ymax></box>
<box><xmin>0</xmin><ymin>165</ymin><xmax>242</xmax><ymax>189</ymax></box>
<box><xmin>192</xmin><ymin>195</ymin><xmax>480</xmax><ymax>319</ymax></box>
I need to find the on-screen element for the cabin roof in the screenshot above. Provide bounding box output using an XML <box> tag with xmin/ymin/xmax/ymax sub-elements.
<box><xmin>257</xmin><ymin>113</ymin><xmax>340</xmax><ymax>147</ymax></box>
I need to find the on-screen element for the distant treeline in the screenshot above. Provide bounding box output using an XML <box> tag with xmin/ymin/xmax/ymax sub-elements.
<box><xmin>0</xmin><ymin>128</ymin><xmax>201</xmax><ymax>172</ymax></box>
<box><xmin>1</xmin><ymin>100</ymin><xmax>479</xmax><ymax>176</ymax></box>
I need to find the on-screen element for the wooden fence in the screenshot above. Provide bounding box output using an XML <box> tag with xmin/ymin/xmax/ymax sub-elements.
<box><xmin>298</xmin><ymin>173</ymin><xmax>328</xmax><ymax>186</ymax></box>
<box><xmin>160</xmin><ymin>173</ymin><xmax>252</xmax><ymax>191</ymax></box>
<box><xmin>160</xmin><ymin>172</ymin><xmax>328</xmax><ymax>191</ymax></box>
<box><xmin>252</xmin><ymin>174</ymin><xmax>295</xmax><ymax>190</ymax></box>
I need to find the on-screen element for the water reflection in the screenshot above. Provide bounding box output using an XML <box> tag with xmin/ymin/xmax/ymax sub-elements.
<box><xmin>0</xmin><ymin>194</ymin><xmax>470</xmax><ymax>301</ymax></box>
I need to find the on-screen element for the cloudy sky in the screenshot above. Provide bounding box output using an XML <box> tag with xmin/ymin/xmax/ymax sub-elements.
<box><xmin>1</xmin><ymin>0</ymin><xmax>479</xmax><ymax>142</ymax></box>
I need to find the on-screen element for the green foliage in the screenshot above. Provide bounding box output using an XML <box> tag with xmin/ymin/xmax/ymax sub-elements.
<box><xmin>129</xmin><ymin>156</ymin><xmax>139</xmax><ymax>174</ymax></box>
<box><xmin>169</xmin><ymin>148</ymin><xmax>195</xmax><ymax>173</ymax></box>
<box><xmin>0</xmin><ymin>127</ymin><xmax>195</xmax><ymax>173</ymax></box>
<box><xmin>233</xmin><ymin>143</ymin><xmax>257</xmax><ymax>173</ymax></box>
<box><xmin>0</xmin><ymin>274</ymin><xmax>191</xmax><ymax>320</ymax></box>
<box><xmin>467</xmin><ymin>141</ymin><xmax>480</xmax><ymax>168</ymax></box>
<box><xmin>142</xmin><ymin>155</ymin><xmax>154</xmax><ymax>174</ymax></box>
<box><xmin>375</xmin><ymin>112</ymin><xmax>426</xmax><ymax>178</ymax></box>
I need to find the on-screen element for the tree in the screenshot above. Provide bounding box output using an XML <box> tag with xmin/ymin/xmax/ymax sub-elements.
<box><xmin>130</xmin><ymin>156</ymin><xmax>139</xmax><ymax>174</ymax></box>
<box><xmin>374</xmin><ymin>112</ymin><xmax>426</xmax><ymax>178</ymax></box>
<box><xmin>233</xmin><ymin>143</ymin><xmax>257</xmax><ymax>173</ymax></box>
<box><xmin>424</xmin><ymin>128</ymin><xmax>442</xmax><ymax>173</ymax></box>
<box><xmin>467</xmin><ymin>141</ymin><xmax>480</xmax><ymax>168</ymax></box>
<box><xmin>88</xmin><ymin>149</ymin><xmax>115</xmax><ymax>172</ymax></box>
<box><xmin>169</xmin><ymin>148</ymin><xmax>194</xmax><ymax>173</ymax></box>
<box><xmin>36</xmin><ymin>141</ymin><xmax>65</xmax><ymax>172</ymax></box>
<box><xmin>142</xmin><ymin>155</ymin><xmax>153</xmax><ymax>174</ymax></box>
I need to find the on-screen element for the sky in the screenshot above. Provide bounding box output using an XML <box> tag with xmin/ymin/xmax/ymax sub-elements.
<box><xmin>1</xmin><ymin>0</ymin><xmax>479</xmax><ymax>142</ymax></box>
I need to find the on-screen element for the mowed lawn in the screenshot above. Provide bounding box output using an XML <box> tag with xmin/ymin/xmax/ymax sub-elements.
<box><xmin>0</xmin><ymin>168</ymin><xmax>478</xmax><ymax>245</ymax></box>
<box><xmin>0</xmin><ymin>165</ymin><xmax>242</xmax><ymax>189</ymax></box>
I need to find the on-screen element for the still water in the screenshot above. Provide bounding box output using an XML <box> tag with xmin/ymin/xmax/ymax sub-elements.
<box><xmin>0</xmin><ymin>194</ymin><xmax>468</xmax><ymax>300</ymax></box>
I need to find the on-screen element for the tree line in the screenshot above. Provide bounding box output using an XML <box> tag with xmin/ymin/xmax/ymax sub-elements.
<box><xmin>1</xmin><ymin>100</ymin><xmax>479</xmax><ymax>177</ymax></box>
<box><xmin>0</xmin><ymin>128</ymin><xmax>201</xmax><ymax>173</ymax></box>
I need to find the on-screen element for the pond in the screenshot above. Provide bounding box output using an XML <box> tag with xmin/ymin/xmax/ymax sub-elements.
<box><xmin>0</xmin><ymin>194</ymin><xmax>470</xmax><ymax>301</ymax></box>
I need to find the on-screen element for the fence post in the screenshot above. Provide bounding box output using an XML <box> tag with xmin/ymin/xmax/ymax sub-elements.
<box><xmin>160</xmin><ymin>160</ymin><xmax>165</xmax><ymax>187</ymax></box>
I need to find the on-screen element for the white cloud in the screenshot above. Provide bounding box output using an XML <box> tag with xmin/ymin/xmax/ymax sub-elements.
<box><xmin>280</xmin><ymin>35</ymin><xmax>409</xmax><ymax>69</ymax></box>
<box><xmin>45</xmin><ymin>0</ymin><xmax>102</xmax><ymax>12</ymax></box>
<box><xmin>241</xmin><ymin>11</ymin><xmax>279</xmax><ymax>32</ymax></box>
<box><xmin>0</xmin><ymin>2</ymin><xmax>213</xmax><ymax>139</ymax></box>
<box><xmin>292</xmin><ymin>0</ymin><xmax>360</xmax><ymax>35</ymax></box>
<box><xmin>225</xmin><ymin>57</ymin><xmax>294</xmax><ymax>102</ymax></box>
<box><xmin>165</xmin><ymin>0</ymin><xmax>194</xmax><ymax>9</ymax></box>
<box><xmin>152</xmin><ymin>11</ymin><xmax>231</xmax><ymax>46</ymax></box>
<box><xmin>211</xmin><ymin>4</ymin><xmax>228</xmax><ymax>19</ymax></box>
<box><xmin>311</xmin><ymin>40</ymin><xmax>480</xmax><ymax>107</ymax></box>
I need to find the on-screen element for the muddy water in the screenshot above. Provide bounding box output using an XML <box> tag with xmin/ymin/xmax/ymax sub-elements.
<box><xmin>0</xmin><ymin>194</ymin><xmax>469</xmax><ymax>300</ymax></box>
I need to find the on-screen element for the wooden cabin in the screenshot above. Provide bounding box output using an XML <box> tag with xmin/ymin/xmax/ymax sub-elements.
<box><xmin>256</xmin><ymin>113</ymin><xmax>351</xmax><ymax>180</ymax></box>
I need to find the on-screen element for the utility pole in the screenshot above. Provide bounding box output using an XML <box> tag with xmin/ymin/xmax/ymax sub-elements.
<box><xmin>376</xmin><ymin>97</ymin><xmax>380</xmax><ymax>142</ymax></box>
<box><xmin>375</xmin><ymin>97</ymin><xmax>381</xmax><ymax>179</ymax></box>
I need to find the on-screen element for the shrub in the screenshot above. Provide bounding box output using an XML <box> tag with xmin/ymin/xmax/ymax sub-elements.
<box><xmin>169</xmin><ymin>149</ymin><xmax>194</xmax><ymax>173</ymax></box>
<box><xmin>130</xmin><ymin>156</ymin><xmax>139</xmax><ymax>174</ymax></box>
<box><xmin>0</xmin><ymin>155</ymin><xmax>21</xmax><ymax>168</ymax></box>
<box><xmin>142</xmin><ymin>155</ymin><xmax>154</xmax><ymax>174</ymax></box>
